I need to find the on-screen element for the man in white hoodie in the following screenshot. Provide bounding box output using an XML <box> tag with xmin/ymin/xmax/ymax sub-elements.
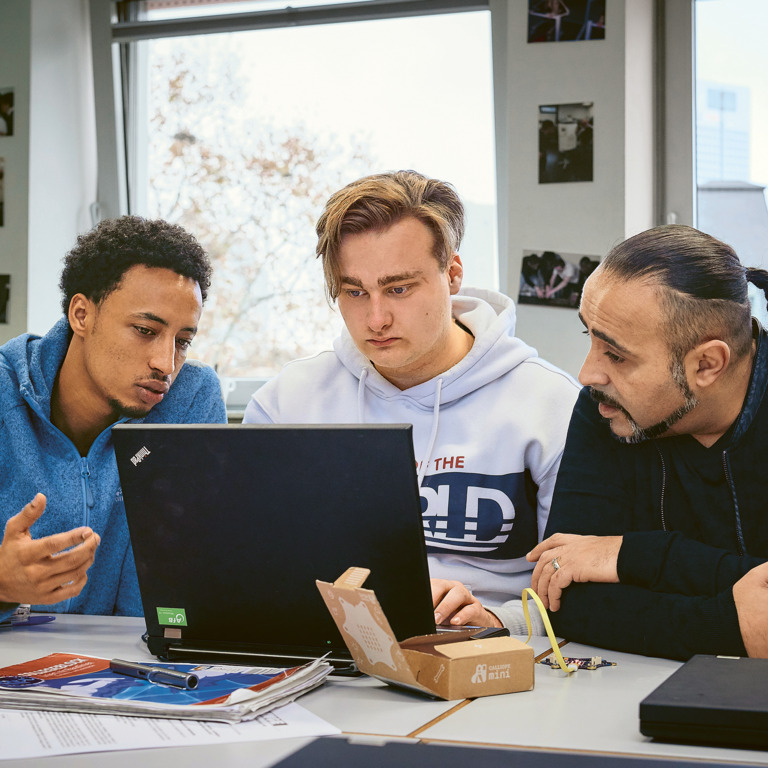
<box><xmin>244</xmin><ymin>171</ymin><xmax>579</xmax><ymax>634</ymax></box>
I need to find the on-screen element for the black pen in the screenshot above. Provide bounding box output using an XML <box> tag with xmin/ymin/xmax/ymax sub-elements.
<box><xmin>109</xmin><ymin>659</ymin><xmax>199</xmax><ymax>690</ymax></box>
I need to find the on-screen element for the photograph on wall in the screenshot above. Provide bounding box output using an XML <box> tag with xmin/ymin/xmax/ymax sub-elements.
<box><xmin>518</xmin><ymin>249</ymin><xmax>599</xmax><ymax>309</ymax></box>
<box><xmin>527</xmin><ymin>1</ymin><xmax>605</xmax><ymax>43</ymax></box>
<box><xmin>0</xmin><ymin>89</ymin><xmax>13</xmax><ymax>136</ymax></box>
<box><xmin>539</xmin><ymin>102</ymin><xmax>593</xmax><ymax>184</ymax></box>
<box><xmin>0</xmin><ymin>275</ymin><xmax>8</xmax><ymax>324</ymax></box>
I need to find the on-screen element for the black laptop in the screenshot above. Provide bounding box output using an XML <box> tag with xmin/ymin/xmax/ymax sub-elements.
<box><xmin>640</xmin><ymin>654</ymin><xmax>768</xmax><ymax>749</ymax></box>
<box><xmin>274</xmin><ymin>738</ymin><xmax>764</xmax><ymax>767</ymax></box>
<box><xmin>112</xmin><ymin>423</ymin><xmax>436</xmax><ymax>672</ymax></box>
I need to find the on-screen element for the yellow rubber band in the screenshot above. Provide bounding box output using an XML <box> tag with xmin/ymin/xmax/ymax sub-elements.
<box><xmin>522</xmin><ymin>588</ymin><xmax>576</xmax><ymax>674</ymax></box>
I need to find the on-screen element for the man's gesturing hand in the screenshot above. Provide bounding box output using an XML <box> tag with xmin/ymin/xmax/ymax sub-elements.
<box><xmin>431</xmin><ymin>578</ymin><xmax>502</xmax><ymax>628</ymax></box>
<box><xmin>0</xmin><ymin>494</ymin><xmax>101</xmax><ymax>605</ymax></box>
<box><xmin>526</xmin><ymin>533</ymin><xmax>622</xmax><ymax>611</ymax></box>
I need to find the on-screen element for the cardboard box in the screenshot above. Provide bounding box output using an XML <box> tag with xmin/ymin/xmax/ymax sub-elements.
<box><xmin>316</xmin><ymin>567</ymin><xmax>534</xmax><ymax>700</ymax></box>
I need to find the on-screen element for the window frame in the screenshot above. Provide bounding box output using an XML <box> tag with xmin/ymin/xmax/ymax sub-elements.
<box><xmin>89</xmin><ymin>0</ymin><xmax>497</xmax><ymax>409</ymax></box>
<box><xmin>91</xmin><ymin>0</ymin><xmax>493</xmax><ymax>222</ymax></box>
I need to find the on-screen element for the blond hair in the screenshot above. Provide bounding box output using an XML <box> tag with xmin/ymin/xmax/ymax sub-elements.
<box><xmin>316</xmin><ymin>170</ymin><xmax>465</xmax><ymax>301</ymax></box>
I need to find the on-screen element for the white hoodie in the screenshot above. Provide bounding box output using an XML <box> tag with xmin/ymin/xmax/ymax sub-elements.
<box><xmin>244</xmin><ymin>288</ymin><xmax>580</xmax><ymax>633</ymax></box>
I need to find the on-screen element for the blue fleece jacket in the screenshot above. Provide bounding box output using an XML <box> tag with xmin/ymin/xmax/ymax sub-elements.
<box><xmin>0</xmin><ymin>317</ymin><xmax>226</xmax><ymax>620</ymax></box>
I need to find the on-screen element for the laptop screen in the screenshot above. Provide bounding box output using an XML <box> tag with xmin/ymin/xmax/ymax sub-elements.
<box><xmin>113</xmin><ymin>423</ymin><xmax>435</xmax><ymax>665</ymax></box>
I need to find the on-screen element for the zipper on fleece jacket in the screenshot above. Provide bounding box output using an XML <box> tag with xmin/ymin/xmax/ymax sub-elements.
<box><xmin>22</xmin><ymin>380</ymin><xmax>119</xmax><ymax>527</ymax></box>
<box><xmin>80</xmin><ymin>456</ymin><xmax>95</xmax><ymax>525</ymax></box>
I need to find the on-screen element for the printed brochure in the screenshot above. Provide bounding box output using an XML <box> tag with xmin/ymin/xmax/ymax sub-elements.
<box><xmin>0</xmin><ymin>653</ymin><xmax>332</xmax><ymax>723</ymax></box>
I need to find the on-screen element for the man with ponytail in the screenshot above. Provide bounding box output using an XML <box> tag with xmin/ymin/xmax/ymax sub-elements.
<box><xmin>527</xmin><ymin>224</ymin><xmax>768</xmax><ymax>660</ymax></box>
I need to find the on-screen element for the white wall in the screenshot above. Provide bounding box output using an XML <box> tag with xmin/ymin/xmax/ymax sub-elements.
<box><xmin>28</xmin><ymin>0</ymin><xmax>98</xmax><ymax>336</ymax></box>
<box><xmin>0</xmin><ymin>0</ymin><xmax>31</xmax><ymax>343</ymax></box>
<box><xmin>494</xmin><ymin>0</ymin><xmax>656</xmax><ymax>378</ymax></box>
<box><xmin>0</xmin><ymin>0</ymin><xmax>96</xmax><ymax>344</ymax></box>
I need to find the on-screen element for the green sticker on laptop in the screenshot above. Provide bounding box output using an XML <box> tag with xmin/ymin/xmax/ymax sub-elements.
<box><xmin>157</xmin><ymin>607</ymin><xmax>188</xmax><ymax>626</ymax></box>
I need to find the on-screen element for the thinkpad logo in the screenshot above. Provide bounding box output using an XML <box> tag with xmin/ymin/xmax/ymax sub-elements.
<box><xmin>130</xmin><ymin>446</ymin><xmax>151</xmax><ymax>466</ymax></box>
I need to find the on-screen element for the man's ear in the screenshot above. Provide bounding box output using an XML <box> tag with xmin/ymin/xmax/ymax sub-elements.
<box><xmin>67</xmin><ymin>293</ymin><xmax>95</xmax><ymax>339</ymax></box>
<box><xmin>447</xmin><ymin>253</ymin><xmax>463</xmax><ymax>296</ymax></box>
<box><xmin>688</xmin><ymin>340</ymin><xmax>730</xmax><ymax>389</ymax></box>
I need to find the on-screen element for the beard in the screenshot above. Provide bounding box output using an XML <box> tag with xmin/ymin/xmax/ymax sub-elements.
<box><xmin>107</xmin><ymin>397</ymin><xmax>153</xmax><ymax>420</ymax></box>
<box><xmin>589</xmin><ymin>359</ymin><xmax>699</xmax><ymax>445</ymax></box>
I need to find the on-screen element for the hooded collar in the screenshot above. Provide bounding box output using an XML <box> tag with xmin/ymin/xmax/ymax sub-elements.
<box><xmin>333</xmin><ymin>287</ymin><xmax>538</xmax><ymax>487</ymax></box>
<box><xmin>333</xmin><ymin>287</ymin><xmax>537</xmax><ymax>409</ymax></box>
<box><xmin>0</xmin><ymin>317</ymin><xmax>72</xmax><ymax>420</ymax></box>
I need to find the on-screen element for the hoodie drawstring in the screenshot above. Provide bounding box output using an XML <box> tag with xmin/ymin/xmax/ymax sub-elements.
<box><xmin>417</xmin><ymin>378</ymin><xmax>443</xmax><ymax>488</ymax></box>
<box><xmin>357</xmin><ymin>368</ymin><xmax>369</xmax><ymax>422</ymax></box>
<box><xmin>357</xmin><ymin>367</ymin><xmax>443</xmax><ymax>488</ymax></box>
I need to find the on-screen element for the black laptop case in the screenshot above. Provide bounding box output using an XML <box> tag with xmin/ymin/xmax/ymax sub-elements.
<box><xmin>640</xmin><ymin>654</ymin><xmax>768</xmax><ymax>749</ymax></box>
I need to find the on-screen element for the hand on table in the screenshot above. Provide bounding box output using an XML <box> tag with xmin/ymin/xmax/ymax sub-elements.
<box><xmin>0</xmin><ymin>493</ymin><xmax>100</xmax><ymax>605</ymax></box>
<box><xmin>431</xmin><ymin>578</ymin><xmax>502</xmax><ymax>628</ymax></box>
<box><xmin>526</xmin><ymin>533</ymin><xmax>622</xmax><ymax>611</ymax></box>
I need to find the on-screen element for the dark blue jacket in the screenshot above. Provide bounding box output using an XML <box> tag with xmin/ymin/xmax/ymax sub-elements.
<box><xmin>545</xmin><ymin>324</ymin><xmax>768</xmax><ymax>660</ymax></box>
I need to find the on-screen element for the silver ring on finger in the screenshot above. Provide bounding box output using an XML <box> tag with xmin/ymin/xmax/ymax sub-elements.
<box><xmin>552</xmin><ymin>557</ymin><xmax>561</xmax><ymax>571</ymax></box>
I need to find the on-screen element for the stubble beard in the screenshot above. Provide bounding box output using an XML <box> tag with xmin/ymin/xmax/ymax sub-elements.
<box><xmin>107</xmin><ymin>397</ymin><xmax>153</xmax><ymax>420</ymax></box>
<box><xmin>589</xmin><ymin>359</ymin><xmax>699</xmax><ymax>445</ymax></box>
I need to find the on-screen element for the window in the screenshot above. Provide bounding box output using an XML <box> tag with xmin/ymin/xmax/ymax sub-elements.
<box><xmin>695</xmin><ymin>0</ymin><xmax>768</xmax><ymax>323</ymax></box>
<box><xmin>120</xmin><ymin>3</ymin><xmax>497</xmax><ymax>378</ymax></box>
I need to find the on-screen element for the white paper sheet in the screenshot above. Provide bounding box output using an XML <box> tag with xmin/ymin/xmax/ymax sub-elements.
<box><xmin>0</xmin><ymin>702</ymin><xmax>339</xmax><ymax>760</ymax></box>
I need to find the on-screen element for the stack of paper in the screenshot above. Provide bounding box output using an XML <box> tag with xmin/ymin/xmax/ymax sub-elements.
<box><xmin>0</xmin><ymin>653</ymin><xmax>332</xmax><ymax>723</ymax></box>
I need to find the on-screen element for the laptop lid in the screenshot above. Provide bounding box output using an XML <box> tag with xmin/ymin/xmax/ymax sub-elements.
<box><xmin>273</xmin><ymin>737</ymin><xmax>764</xmax><ymax>768</ymax></box>
<box><xmin>639</xmin><ymin>654</ymin><xmax>768</xmax><ymax>749</ymax></box>
<box><xmin>113</xmin><ymin>423</ymin><xmax>435</xmax><ymax>670</ymax></box>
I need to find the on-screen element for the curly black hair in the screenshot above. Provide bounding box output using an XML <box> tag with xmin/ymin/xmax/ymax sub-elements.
<box><xmin>59</xmin><ymin>216</ymin><xmax>212</xmax><ymax>315</ymax></box>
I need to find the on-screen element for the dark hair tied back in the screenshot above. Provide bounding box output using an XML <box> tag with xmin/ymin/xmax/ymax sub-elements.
<box><xmin>601</xmin><ymin>225</ymin><xmax>754</xmax><ymax>360</ymax></box>
<box><xmin>603</xmin><ymin>225</ymin><xmax>748</xmax><ymax>304</ymax></box>
<box><xmin>746</xmin><ymin>267</ymin><xmax>768</xmax><ymax>313</ymax></box>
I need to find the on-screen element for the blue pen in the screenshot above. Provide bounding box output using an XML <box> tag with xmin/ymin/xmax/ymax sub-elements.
<box><xmin>0</xmin><ymin>616</ymin><xmax>54</xmax><ymax>630</ymax></box>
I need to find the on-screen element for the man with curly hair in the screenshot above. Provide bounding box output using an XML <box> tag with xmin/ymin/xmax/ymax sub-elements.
<box><xmin>0</xmin><ymin>217</ymin><xmax>226</xmax><ymax>621</ymax></box>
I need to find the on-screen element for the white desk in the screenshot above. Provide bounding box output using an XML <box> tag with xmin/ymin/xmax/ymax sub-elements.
<box><xmin>2</xmin><ymin>618</ymin><xmax>766</xmax><ymax>767</ymax></box>
<box><xmin>0</xmin><ymin>615</ymin><xmax>456</xmax><ymax>767</ymax></box>
<box><xmin>0</xmin><ymin>616</ymin><xmax>556</xmax><ymax>739</ymax></box>
<box><xmin>419</xmin><ymin>641</ymin><xmax>768</xmax><ymax>765</ymax></box>
<box><xmin>0</xmin><ymin>614</ymin><xmax>151</xmax><ymax>665</ymax></box>
<box><xmin>297</xmin><ymin>633</ymin><xmax>557</xmax><ymax>740</ymax></box>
